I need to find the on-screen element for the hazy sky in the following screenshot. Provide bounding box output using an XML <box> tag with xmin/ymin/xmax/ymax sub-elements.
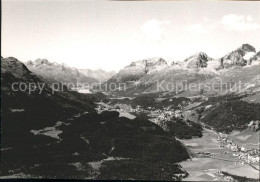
<box><xmin>2</xmin><ymin>0</ymin><xmax>260</xmax><ymax>71</ymax></box>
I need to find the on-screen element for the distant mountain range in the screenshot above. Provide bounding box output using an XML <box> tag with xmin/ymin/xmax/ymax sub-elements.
<box><xmin>25</xmin><ymin>59</ymin><xmax>116</xmax><ymax>88</ymax></box>
<box><xmin>103</xmin><ymin>44</ymin><xmax>260</xmax><ymax>97</ymax></box>
<box><xmin>25</xmin><ymin>59</ymin><xmax>99</xmax><ymax>86</ymax></box>
<box><xmin>79</xmin><ymin>69</ymin><xmax>116</xmax><ymax>82</ymax></box>
<box><xmin>22</xmin><ymin>44</ymin><xmax>259</xmax><ymax>95</ymax></box>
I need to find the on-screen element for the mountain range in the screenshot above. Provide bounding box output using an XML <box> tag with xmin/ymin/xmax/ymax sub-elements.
<box><xmin>21</xmin><ymin>44</ymin><xmax>259</xmax><ymax>97</ymax></box>
<box><xmin>103</xmin><ymin>44</ymin><xmax>260</xmax><ymax>97</ymax></box>
<box><xmin>25</xmin><ymin>59</ymin><xmax>99</xmax><ymax>87</ymax></box>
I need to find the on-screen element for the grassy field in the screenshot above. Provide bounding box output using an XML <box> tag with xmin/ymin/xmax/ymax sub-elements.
<box><xmin>179</xmin><ymin>129</ymin><xmax>259</xmax><ymax>181</ymax></box>
<box><xmin>228</xmin><ymin>129</ymin><xmax>260</xmax><ymax>149</ymax></box>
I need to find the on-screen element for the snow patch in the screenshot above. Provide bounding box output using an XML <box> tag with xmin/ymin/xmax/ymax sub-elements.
<box><xmin>88</xmin><ymin>157</ymin><xmax>128</xmax><ymax>171</ymax></box>
<box><xmin>81</xmin><ymin>136</ymin><xmax>90</xmax><ymax>144</ymax></box>
<box><xmin>119</xmin><ymin>112</ymin><xmax>136</xmax><ymax>120</ymax></box>
<box><xmin>243</xmin><ymin>52</ymin><xmax>255</xmax><ymax>60</ymax></box>
<box><xmin>30</xmin><ymin>121</ymin><xmax>64</xmax><ymax>140</ymax></box>
<box><xmin>10</xmin><ymin>109</ymin><xmax>25</xmax><ymax>112</ymax></box>
<box><xmin>78</xmin><ymin>89</ymin><xmax>91</xmax><ymax>94</ymax></box>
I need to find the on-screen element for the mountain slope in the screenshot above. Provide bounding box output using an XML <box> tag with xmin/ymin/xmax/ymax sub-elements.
<box><xmin>193</xmin><ymin>95</ymin><xmax>260</xmax><ymax>133</ymax></box>
<box><xmin>1</xmin><ymin>57</ymin><xmax>96</xmax><ymax>148</ymax></box>
<box><xmin>103</xmin><ymin>65</ymin><xmax>217</xmax><ymax>96</ymax></box>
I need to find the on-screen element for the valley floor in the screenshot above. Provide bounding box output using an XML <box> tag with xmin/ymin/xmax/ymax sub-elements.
<box><xmin>96</xmin><ymin>98</ymin><xmax>259</xmax><ymax>181</ymax></box>
<box><xmin>1</xmin><ymin>94</ymin><xmax>259</xmax><ymax>180</ymax></box>
<box><xmin>179</xmin><ymin>129</ymin><xmax>259</xmax><ymax>181</ymax></box>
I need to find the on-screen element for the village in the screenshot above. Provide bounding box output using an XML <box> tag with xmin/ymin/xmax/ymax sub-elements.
<box><xmin>96</xmin><ymin>102</ymin><xmax>183</xmax><ymax>126</ymax></box>
<box><xmin>217</xmin><ymin>134</ymin><xmax>260</xmax><ymax>164</ymax></box>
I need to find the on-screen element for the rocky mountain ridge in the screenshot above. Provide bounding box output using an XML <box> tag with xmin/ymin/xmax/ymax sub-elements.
<box><xmin>103</xmin><ymin>44</ymin><xmax>260</xmax><ymax>96</ymax></box>
<box><xmin>181</xmin><ymin>52</ymin><xmax>213</xmax><ymax>69</ymax></box>
<box><xmin>113</xmin><ymin>57</ymin><xmax>168</xmax><ymax>82</ymax></box>
<box><xmin>220</xmin><ymin>44</ymin><xmax>256</xmax><ymax>68</ymax></box>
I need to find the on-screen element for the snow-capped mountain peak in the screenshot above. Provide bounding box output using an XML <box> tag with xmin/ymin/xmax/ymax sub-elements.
<box><xmin>221</xmin><ymin>43</ymin><xmax>256</xmax><ymax>68</ymax></box>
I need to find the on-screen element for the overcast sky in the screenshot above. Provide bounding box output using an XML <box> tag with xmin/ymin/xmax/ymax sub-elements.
<box><xmin>2</xmin><ymin>0</ymin><xmax>260</xmax><ymax>71</ymax></box>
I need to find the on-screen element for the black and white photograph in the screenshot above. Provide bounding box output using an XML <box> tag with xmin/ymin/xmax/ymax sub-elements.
<box><xmin>1</xmin><ymin>0</ymin><xmax>260</xmax><ymax>181</ymax></box>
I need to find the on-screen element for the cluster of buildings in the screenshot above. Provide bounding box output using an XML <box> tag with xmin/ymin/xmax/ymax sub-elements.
<box><xmin>96</xmin><ymin>102</ymin><xmax>185</xmax><ymax>131</ymax></box>
<box><xmin>148</xmin><ymin>109</ymin><xmax>182</xmax><ymax>125</ymax></box>
<box><xmin>234</xmin><ymin>153</ymin><xmax>260</xmax><ymax>164</ymax></box>
<box><xmin>96</xmin><ymin>103</ymin><xmax>147</xmax><ymax>115</ymax></box>
<box><xmin>217</xmin><ymin>135</ymin><xmax>260</xmax><ymax>164</ymax></box>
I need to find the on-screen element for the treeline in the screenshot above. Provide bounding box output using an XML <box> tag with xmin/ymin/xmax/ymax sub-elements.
<box><xmin>221</xmin><ymin>171</ymin><xmax>259</xmax><ymax>182</ymax></box>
